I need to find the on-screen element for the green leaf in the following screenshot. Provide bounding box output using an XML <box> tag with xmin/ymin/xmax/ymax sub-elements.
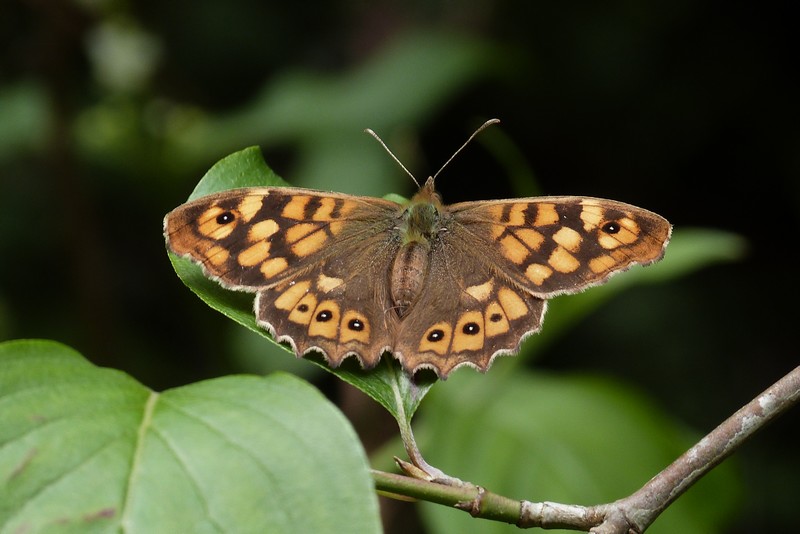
<box><xmin>166</xmin><ymin>147</ymin><xmax>436</xmax><ymax>428</ymax></box>
<box><xmin>414</xmin><ymin>371</ymin><xmax>741</xmax><ymax>534</ymax></box>
<box><xmin>186</xmin><ymin>145</ymin><xmax>289</xmax><ymax>199</ymax></box>
<box><xmin>0</xmin><ymin>339</ymin><xmax>380</xmax><ymax>534</ymax></box>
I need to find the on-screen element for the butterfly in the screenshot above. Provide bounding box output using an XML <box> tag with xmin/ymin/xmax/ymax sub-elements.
<box><xmin>164</xmin><ymin>123</ymin><xmax>671</xmax><ymax>378</ymax></box>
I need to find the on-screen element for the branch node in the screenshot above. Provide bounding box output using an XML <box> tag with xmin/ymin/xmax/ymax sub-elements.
<box><xmin>454</xmin><ymin>485</ymin><xmax>486</xmax><ymax>516</ymax></box>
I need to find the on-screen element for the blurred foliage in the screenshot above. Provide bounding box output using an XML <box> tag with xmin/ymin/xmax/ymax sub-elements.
<box><xmin>415</xmin><ymin>372</ymin><xmax>740</xmax><ymax>534</ymax></box>
<box><xmin>1</xmin><ymin>1</ymin><xmax>797</xmax><ymax>533</ymax></box>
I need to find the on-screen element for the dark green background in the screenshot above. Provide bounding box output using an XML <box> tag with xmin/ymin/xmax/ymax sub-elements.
<box><xmin>1</xmin><ymin>2</ymin><xmax>796</xmax><ymax>532</ymax></box>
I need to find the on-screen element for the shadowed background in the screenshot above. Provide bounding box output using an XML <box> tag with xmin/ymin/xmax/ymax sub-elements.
<box><xmin>1</xmin><ymin>2</ymin><xmax>797</xmax><ymax>532</ymax></box>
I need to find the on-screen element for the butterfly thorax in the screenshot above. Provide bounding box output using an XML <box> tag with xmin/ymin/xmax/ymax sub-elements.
<box><xmin>390</xmin><ymin>179</ymin><xmax>446</xmax><ymax>318</ymax></box>
<box><xmin>402</xmin><ymin>179</ymin><xmax>443</xmax><ymax>242</ymax></box>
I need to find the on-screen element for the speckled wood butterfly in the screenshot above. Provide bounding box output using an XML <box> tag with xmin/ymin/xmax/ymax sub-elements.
<box><xmin>164</xmin><ymin>123</ymin><xmax>671</xmax><ymax>378</ymax></box>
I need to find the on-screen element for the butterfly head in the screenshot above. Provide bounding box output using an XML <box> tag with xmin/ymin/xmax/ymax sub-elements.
<box><xmin>418</xmin><ymin>176</ymin><xmax>441</xmax><ymax>200</ymax></box>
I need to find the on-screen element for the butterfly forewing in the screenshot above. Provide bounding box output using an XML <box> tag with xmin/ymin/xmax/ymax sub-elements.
<box><xmin>165</xmin><ymin>187</ymin><xmax>401</xmax><ymax>290</ymax></box>
<box><xmin>448</xmin><ymin>197</ymin><xmax>672</xmax><ymax>298</ymax></box>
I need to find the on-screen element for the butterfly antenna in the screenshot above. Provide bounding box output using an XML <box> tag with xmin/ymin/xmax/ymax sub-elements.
<box><xmin>433</xmin><ymin>118</ymin><xmax>500</xmax><ymax>181</ymax></box>
<box><xmin>365</xmin><ymin>128</ymin><xmax>421</xmax><ymax>188</ymax></box>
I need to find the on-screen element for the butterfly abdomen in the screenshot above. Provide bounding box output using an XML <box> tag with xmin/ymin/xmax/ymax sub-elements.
<box><xmin>390</xmin><ymin>241</ymin><xmax>430</xmax><ymax>318</ymax></box>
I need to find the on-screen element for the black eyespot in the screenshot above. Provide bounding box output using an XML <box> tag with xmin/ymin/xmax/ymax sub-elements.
<box><xmin>297</xmin><ymin>304</ymin><xmax>309</xmax><ymax>313</ymax></box>
<box><xmin>348</xmin><ymin>318</ymin><xmax>364</xmax><ymax>331</ymax></box>
<box><xmin>315</xmin><ymin>310</ymin><xmax>333</xmax><ymax>322</ymax></box>
<box><xmin>427</xmin><ymin>329</ymin><xmax>445</xmax><ymax>342</ymax></box>
<box><xmin>216</xmin><ymin>211</ymin><xmax>235</xmax><ymax>225</ymax></box>
<box><xmin>462</xmin><ymin>322</ymin><xmax>480</xmax><ymax>335</ymax></box>
<box><xmin>602</xmin><ymin>221</ymin><xmax>620</xmax><ymax>234</ymax></box>
<box><xmin>489</xmin><ymin>313</ymin><xmax>503</xmax><ymax>323</ymax></box>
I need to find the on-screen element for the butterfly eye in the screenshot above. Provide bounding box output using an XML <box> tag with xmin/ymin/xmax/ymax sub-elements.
<box><xmin>216</xmin><ymin>211</ymin><xmax>235</xmax><ymax>225</ymax></box>
<box><xmin>601</xmin><ymin>221</ymin><xmax>620</xmax><ymax>234</ymax></box>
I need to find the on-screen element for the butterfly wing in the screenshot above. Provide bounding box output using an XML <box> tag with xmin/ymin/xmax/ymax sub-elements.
<box><xmin>165</xmin><ymin>187</ymin><xmax>403</xmax><ymax>369</ymax></box>
<box><xmin>447</xmin><ymin>196</ymin><xmax>672</xmax><ymax>297</ymax></box>
<box><xmin>165</xmin><ymin>187</ymin><xmax>400</xmax><ymax>288</ymax></box>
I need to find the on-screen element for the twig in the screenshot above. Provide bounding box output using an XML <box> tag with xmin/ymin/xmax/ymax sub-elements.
<box><xmin>372</xmin><ymin>470</ymin><xmax>524</xmax><ymax>524</ymax></box>
<box><xmin>570</xmin><ymin>364</ymin><xmax>800</xmax><ymax>533</ymax></box>
<box><xmin>377</xmin><ymin>366</ymin><xmax>800</xmax><ymax>532</ymax></box>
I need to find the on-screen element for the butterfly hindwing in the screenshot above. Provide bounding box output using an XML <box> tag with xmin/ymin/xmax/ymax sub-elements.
<box><xmin>394</xmin><ymin>243</ymin><xmax>546</xmax><ymax>376</ymax></box>
<box><xmin>253</xmin><ymin>235</ymin><xmax>400</xmax><ymax>370</ymax></box>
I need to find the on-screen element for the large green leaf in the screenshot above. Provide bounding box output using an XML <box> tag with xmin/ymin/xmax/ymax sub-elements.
<box><xmin>415</xmin><ymin>371</ymin><xmax>741</xmax><ymax>534</ymax></box>
<box><xmin>0</xmin><ymin>339</ymin><xmax>380</xmax><ymax>534</ymax></box>
<box><xmin>166</xmin><ymin>147</ymin><xmax>436</xmax><ymax>429</ymax></box>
